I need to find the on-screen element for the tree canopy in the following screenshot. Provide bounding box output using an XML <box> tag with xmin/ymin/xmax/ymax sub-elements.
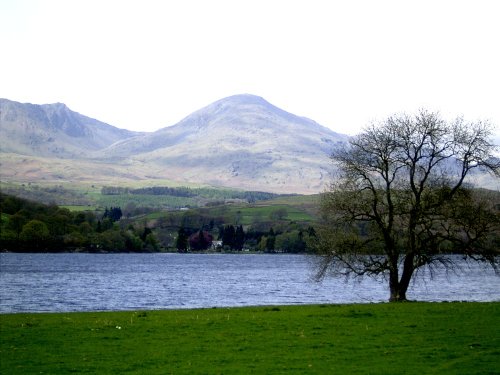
<box><xmin>313</xmin><ymin>110</ymin><xmax>500</xmax><ymax>301</ymax></box>
<box><xmin>188</xmin><ymin>230</ymin><xmax>213</xmax><ymax>251</ymax></box>
<box><xmin>0</xmin><ymin>193</ymin><xmax>158</xmax><ymax>253</ymax></box>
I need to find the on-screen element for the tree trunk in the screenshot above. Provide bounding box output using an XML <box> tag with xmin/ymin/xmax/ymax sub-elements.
<box><xmin>389</xmin><ymin>282</ymin><xmax>408</xmax><ymax>302</ymax></box>
<box><xmin>389</xmin><ymin>255</ymin><xmax>415</xmax><ymax>302</ymax></box>
<box><xmin>389</xmin><ymin>266</ymin><xmax>405</xmax><ymax>302</ymax></box>
<box><xmin>389</xmin><ymin>286</ymin><xmax>408</xmax><ymax>302</ymax></box>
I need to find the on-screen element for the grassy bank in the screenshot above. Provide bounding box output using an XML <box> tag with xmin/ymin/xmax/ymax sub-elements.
<box><xmin>1</xmin><ymin>303</ymin><xmax>499</xmax><ymax>374</ymax></box>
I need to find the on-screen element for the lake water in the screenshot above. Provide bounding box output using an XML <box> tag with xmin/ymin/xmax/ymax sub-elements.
<box><xmin>0</xmin><ymin>253</ymin><xmax>498</xmax><ymax>313</ymax></box>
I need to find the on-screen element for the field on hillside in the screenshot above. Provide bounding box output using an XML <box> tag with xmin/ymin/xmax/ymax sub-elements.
<box><xmin>0</xmin><ymin>181</ymin><xmax>320</xmax><ymax>223</ymax></box>
<box><xmin>1</xmin><ymin>182</ymin><xmax>320</xmax><ymax>251</ymax></box>
<box><xmin>1</xmin><ymin>303</ymin><xmax>498</xmax><ymax>374</ymax></box>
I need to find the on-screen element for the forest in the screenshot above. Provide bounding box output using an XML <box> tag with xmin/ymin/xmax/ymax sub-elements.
<box><xmin>0</xmin><ymin>192</ymin><xmax>317</xmax><ymax>253</ymax></box>
<box><xmin>0</xmin><ymin>193</ymin><xmax>157</xmax><ymax>252</ymax></box>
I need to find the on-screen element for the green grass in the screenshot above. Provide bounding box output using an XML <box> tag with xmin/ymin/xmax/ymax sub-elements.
<box><xmin>140</xmin><ymin>200</ymin><xmax>318</xmax><ymax>232</ymax></box>
<box><xmin>1</xmin><ymin>303</ymin><xmax>499</xmax><ymax>374</ymax></box>
<box><xmin>60</xmin><ymin>205</ymin><xmax>96</xmax><ymax>211</ymax></box>
<box><xmin>264</xmin><ymin>194</ymin><xmax>320</xmax><ymax>206</ymax></box>
<box><xmin>97</xmin><ymin>193</ymin><xmax>198</xmax><ymax>209</ymax></box>
<box><xmin>2</xmin><ymin>181</ymin><xmax>321</xmax><ymax>225</ymax></box>
<box><xmin>222</xmin><ymin>204</ymin><xmax>316</xmax><ymax>225</ymax></box>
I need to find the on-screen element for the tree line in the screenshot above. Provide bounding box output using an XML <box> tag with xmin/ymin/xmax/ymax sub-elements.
<box><xmin>0</xmin><ymin>193</ymin><xmax>158</xmax><ymax>252</ymax></box>
<box><xmin>101</xmin><ymin>186</ymin><xmax>196</xmax><ymax>197</ymax></box>
<box><xmin>101</xmin><ymin>185</ymin><xmax>286</xmax><ymax>203</ymax></box>
<box><xmin>0</xmin><ymin>193</ymin><xmax>316</xmax><ymax>253</ymax></box>
<box><xmin>174</xmin><ymin>224</ymin><xmax>316</xmax><ymax>253</ymax></box>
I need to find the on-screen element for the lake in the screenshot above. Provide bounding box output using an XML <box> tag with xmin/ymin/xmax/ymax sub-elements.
<box><xmin>0</xmin><ymin>253</ymin><xmax>498</xmax><ymax>313</ymax></box>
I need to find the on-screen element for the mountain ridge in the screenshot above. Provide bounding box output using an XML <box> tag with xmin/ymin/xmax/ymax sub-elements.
<box><xmin>91</xmin><ymin>94</ymin><xmax>347</xmax><ymax>192</ymax></box>
<box><xmin>0</xmin><ymin>98</ymin><xmax>140</xmax><ymax>158</ymax></box>
<box><xmin>1</xmin><ymin>95</ymin><xmax>498</xmax><ymax>193</ymax></box>
<box><xmin>1</xmin><ymin>95</ymin><xmax>344</xmax><ymax>193</ymax></box>
<box><xmin>96</xmin><ymin>94</ymin><xmax>345</xmax><ymax>157</ymax></box>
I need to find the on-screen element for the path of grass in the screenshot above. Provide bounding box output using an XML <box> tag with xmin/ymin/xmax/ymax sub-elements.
<box><xmin>1</xmin><ymin>303</ymin><xmax>499</xmax><ymax>374</ymax></box>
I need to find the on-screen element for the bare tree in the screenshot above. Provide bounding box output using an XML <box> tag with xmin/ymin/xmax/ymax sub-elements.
<box><xmin>313</xmin><ymin>110</ymin><xmax>500</xmax><ymax>301</ymax></box>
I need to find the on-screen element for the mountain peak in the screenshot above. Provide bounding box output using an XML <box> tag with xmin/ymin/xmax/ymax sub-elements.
<box><xmin>172</xmin><ymin>93</ymin><xmax>324</xmax><ymax>133</ymax></box>
<box><xmin>216</xmin><ymin>94</ymin><xmax>269</xmax><ymax>106</ymax></box>
<box><xmin>0</xmin><ymin>98</ymin><xmax>137</xmax><ymax>158</ymax></box>
<box><xmin>0</xmin><ymin>95</ymin><xmax>348</xmax><ymax>193</ymax></box>
<box><xmin>43</xmin><ymin>102</ymin><xmax>68</xmax><ymax>109</ymax></box>
<box><xmin>93</xmin><ymin>93</ymin><xmax>349</xmax><ymax>193</ymax></box>
<box><xmin>203</xmin><ymin>94</ymin><xmax>274</xmax><ymax>115</ymax></box>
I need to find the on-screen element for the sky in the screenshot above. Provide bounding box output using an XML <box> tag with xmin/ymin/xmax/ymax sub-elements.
<box><xmin>1</xmin><ymin>0</ymin><xmax>499</xmax><ymax>136</ymax></box>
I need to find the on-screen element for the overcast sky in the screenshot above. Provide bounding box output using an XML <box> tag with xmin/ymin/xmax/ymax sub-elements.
<box><xmin>1</xmin><ymin>0</ymin><xmax>499</xmax><ymax>136</ymax></box>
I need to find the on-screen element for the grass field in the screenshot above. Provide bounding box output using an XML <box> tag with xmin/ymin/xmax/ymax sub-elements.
<box><xmin>1</xmin><ymin>181</ymin><xmax>320</xmax><ymax>217</ymax></box>
<box><xmin>1</xmin><ymin>303</ymin><xmax>498</xmax><ymax>374</ymax></box>
<box><xmin>59</xmin><ymin>205</ymin><xmax>96</xmax><ymax>212</ymax></box>
<box><xmin>220</xmin><ymin>204</ymin><xmax>317</xmax><ymax>225</ymax></box>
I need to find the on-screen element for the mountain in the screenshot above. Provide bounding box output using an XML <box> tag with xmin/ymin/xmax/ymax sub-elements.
<box><xmin>1</xmin><ymin>95</ymin><xmax>498</xmax><ymax>193</ymax></box>
<box><xmin>96</xmin><ymin>94</ymin><xmax>348</xmax><ymax>192</ymax></box>
<box><xmin>0</xmin><ymin>95</ymin><xmax>348</xmax><ymax>193</ymax></box>
<box><xmin>0</xmin><ymin>99</ymin><xmax>139</xmax><ymax>158</ymax></box>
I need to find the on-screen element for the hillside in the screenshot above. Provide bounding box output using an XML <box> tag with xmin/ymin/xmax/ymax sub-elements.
<box><xmin>0</xmin><ymin>99</ymin><xmax>139</xmax><ymax>158</ymax></box>
<box><xmin>0</xmin><ymin>95</ymin><xmax>347</xmax><ymax>193</ymax></box>
<box><xmin>96</xmin><ymin>94</ymin><xmax>347</xmax><ymax>193</ymax></box>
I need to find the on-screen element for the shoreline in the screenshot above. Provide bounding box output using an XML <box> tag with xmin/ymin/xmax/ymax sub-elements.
<box><xmin>2</xmin><ymin>300</ymin><xmax>499</xmax><ymax>316</ymax></box>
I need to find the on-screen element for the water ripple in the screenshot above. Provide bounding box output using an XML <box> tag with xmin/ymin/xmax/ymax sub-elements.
<box><xmin>0</xmin><ymin>253</ymin><xmax>498</xmax><ymax>313</ymax></box>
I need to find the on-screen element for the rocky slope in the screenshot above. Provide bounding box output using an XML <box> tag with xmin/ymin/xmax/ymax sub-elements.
<box><xmin>0</xmin><ymin>95</ymin><xmax>347</xmax><ymax>193</ymax></box>
<box><xmin>96</xmin><ymin>94</ymin><xmax>347</xmax><ymax>192</ymax></box>
<box><xmin>1</xmin><ymin>95</ymin><xmax>497</xmax><ymax>193</ymax></box>
<box><xmin>0</xmin><ymin>99</ymin><xmax>139</xmax><ymax>158</ymax></box>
